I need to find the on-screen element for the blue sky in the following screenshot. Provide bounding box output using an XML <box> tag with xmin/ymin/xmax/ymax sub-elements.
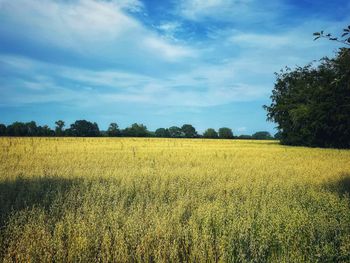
<box><xmin>0</xmin><ymin>0</ymin><xmax>349</xmax><ymax>134</ymax></box>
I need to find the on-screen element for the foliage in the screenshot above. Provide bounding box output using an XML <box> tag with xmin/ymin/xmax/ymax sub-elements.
<box><xmin>122</xmin><ymin>123</ymin><xmax>149</xmax><ymax>137</ymax></box>
<box><xmin>313</xmin><ymin>25</ymin><xmax>350</xmax><ymax>46</ymax></box>
<box><xmin>0</xmin><ymin>138</ymin><xmax>349</xmax><ymax>262</ymax></box>
<box><xmin>203</xmin><ymin>128</ymin><xmax>219</xmax><ymax>138</ymax></box>
<box><xmin>55</xmin><ymin>120</ymin><xmax>65</xmax><ymax>136</ymax></box>
<box><xmin>218</xmin><ymin>127</ymin><xmax>234</xmax><ymax>139</ymax></box>
<box><xmin>0</xmin><ymin>124</ymin><xmax>6</xmax><ymax>136</ymax></box>
<box><xmin>237</xmin><ymin>135</ymin><xmax>252</xmax><ymax>139</ymax></box>
<box><xmin>168</xmin><ymin>126</ymin><xmax>183</xmax><ymax>138</ymax></box>
<box><xmin>181</xmin><ymin>124</ymin><xmax>198</xmax><ymax>138</ymax></box>
<box><xmin>5</xmin><ymin>121</ymin><xmax>54</xmax><ymax>136</ymax></box>
<box><xmin>252</xmin><ymin>131</ymin><xmax>273</xmax><ymax>140</ymax></box>
<box><xmin>0</xmin><ymin>120</ymin><xmax>275</xmax><ymax>139</ymax></box>
<box><xmin>264</xmin><ymin>48</ymin><xmax>350</xmax><ymax>148</ymax></box>
<box><xmin>66</xmin><ymin>120</ymin><xmax>100</xmax><ymax>137</ymax></box>
<box><xmin>107</xmin><ymin>123</ymin><xmax>121</xmax><ymax>137</ymax></box>
<box><xmin>155</xmin><ymin>128</ymin><xmax>170</xmax><ymax>138</ymax></box>
<box><xmin>274</xmin><ymin>132</ymin><xmax>282</xmax><ymax>140</ymax></box>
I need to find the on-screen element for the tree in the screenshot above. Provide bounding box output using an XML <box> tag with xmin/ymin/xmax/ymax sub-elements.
<box><xmin>155</xmin><ymin>128</ymin><xmax>170</xmax><ymax>137</ymax></box>
<box><xmin>122</xmin><ymin>123</ymin><xmax>149</xmax><ymax>137</ymax></box>
<box><xmin>218</xmin><ymin>127</ymin><xmax>234</xmax><ymax>139</ymax></box>
<box><xmin>274</xmin><ymin>131</ymin><xmax>282</xmax><ymax>140</ymax></box>
<box><xmin>38</xmin><ymin>125</ymin><xmax>54</xmax><ymax>136</ymax></box>
<box><xmin>203</xmin><ymin>128</ymin><xmax>218</xmax><ymax>138</ymax></box>
<box><xmin>264</xmin><ymin>48</ymin><xmax>350</xmax><ymax>148</ymax></box>
<box><xmin>26</xmin><ymin>121</ymin><xmax>38</xmax><ymax>136</ymax></box>
<box><xmin>181</xmin><ymin>124</ymin><xmax>198</xmax><ymax>138</ymax></box>
<box><xmin>55</xmin><ymin>120</ymin><xmax>65</xmax><ymax>136</ymax></box>
<box><xmin>6</xmin><ymin>122</ymin><xmax>28</xmax><ymax>136</ymax></box>
<box><xmin>313</xmin><ymin>25</ymin><xmax>350</xmax><ymax>46</ymax></box>
<box><xmin>107</xmin><ymin>123</ymin><xmax>120</xmax><ymax>137</ymax></box>
<box><xmin>252</xmin><ymin>131</ymin><xmax>273</xmax><ymax>140</ymax></box>
<box><xmin>238</xmin><ymin>135</ymin><xmax>252</xmax><ymax>139</ymax></box>
<box><xmin>168</xmin><ymin>126</ymin><xmax>183</xmax><ymax>138</ymax></box>
<box><xmin>69</xmin><ymin>120</ymin><xmax>100</xmax><ymax>137</ymax></box>
<box><xmin>0</xmin><ymin>124</ymin><xmax>6</xmax><ymax>136</ymax></box>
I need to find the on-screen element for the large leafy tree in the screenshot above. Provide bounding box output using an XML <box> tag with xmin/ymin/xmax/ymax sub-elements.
<box><xmin>218</xmin><ymin>127</ymin><xmax>234</xmax><ymax>139</ymax></box>
<box><xmin>181</xmin><ymin>124</ymin><xmax>198</xmax><ymax>138</ymax></box>
<box><xmin>0</xmin><ymin>124</ymin><xmax>6</xmax><ymax>136</ymax></box>
<box><xmin>155</xmin><ymin>128</ymin><xmax>170</xmax><ymax>138</ymax></box>
<box><xmin>264</xmin><ymin>41</ymin><xmax>350</xmax><ymax>148</ymax></box>
<box><xmin>203</xmin><ymin>128</ymin><xmax>218</xmax><ymax>138</ymax></box>
<box><xmin>252</xmin><ymin>131</ymin><xmax>273</xmax><ymax>140</ymax></box>
<box><xmin>107</xmin><ymin>123</ymin><xmax>120</xmax><ymax>137</ymax></box>
<box><xmin>168</xmin><ymin>126</ymin><xmax>183</xmax><ymax>138</ymax></box>
<box><xmin>122</xmin><ymin>123</ymin><xmax>149</xmax><ymax>137</ymax></box>
<box><xmin>55</xmin><ymin>120</ymin><xmax>65</xmax><ymax>136</ymax></box>
<box><xmin>68</xmin><ymin>120</ymin><xmax>100</xmax><ymax>137</ymax></box>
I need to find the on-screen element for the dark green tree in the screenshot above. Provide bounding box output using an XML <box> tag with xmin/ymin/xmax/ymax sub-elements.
<box><xmin>122</xmin><ymin>123</ymin><xmax>149</xmax><ymax>137</ymax></box>
<box><xmin>218</xmin><ymin>127</ymin><xmax>234</xmax><ymax>139</ymax></box>
<box><xmin>203</xmin><ymin>128</ymin><xmax>218</xmax><ymax>138</ymax></box>
<box><xmin>181</xmin><ymin>124</ymin><xmax>198</xmax><ymax>138</ymax></box>
<box><xmin>25</xmin><ymin>121</ymin><xmax>38</xmax><ymax>136</ymax></box>
<box><xmin>155</xmin><ymin>128</ymin><xmax>170</xmax><ymax>137</ymax></box>
<box><xmin>238</xmin><ymin>135</ymin><xmax>252</xmax><ymax>139</ymax></box>
<box><xmin>6</xmin><ymin>122</ymin><xmax>28</xmax><ymax>136</ymax></box>
<box><xmin>264</xmin><ymin>48</ymin><xmax>350</xmax><ymax>148</ymax></box>
<box><xmin>69</xmin><ymin>120</ymin><xmax>100</xmax><ymax>137</ymax></box>
<box><xmin>37</xmin><ymin>125</ymin><xmax>54</xmax><ymax>136</ymax></box>
<box><xmin>107</xmin><ymin>123</ymin><xmax>120</xmax><ymax>137</ymax></box>
<box><xmin>274</xmin><ymin>131</ymin><xmax>282</xmax><ymax>140</ymax></box>
<box><xmin>252</xmin><ymin>131</ymin><xmax>273</xmax><ymax>140</ymax></box>
<box><xmin>0</xmin><ymin>124</ymin><xmax>6</xmax><ymax>136</ymax></box>
<box><xmin>55</xmin><ymin>120</ymin><xmax>65</xmax><ymax>136</ymax></box>
<box><xmin>168</xmin><ymin>126</ymin><xmax>183</xmax><ymax>138</ymax></box>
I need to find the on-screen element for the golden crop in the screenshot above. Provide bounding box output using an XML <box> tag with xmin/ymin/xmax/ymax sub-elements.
<box><xmin>0</xmin><ymin>137</ymin><xmax>350</xmax><ymax>262</ymax></box>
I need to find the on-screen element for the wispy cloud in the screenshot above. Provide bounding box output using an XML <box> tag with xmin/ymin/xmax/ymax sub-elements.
<box><xmin>0</xmin><ymin>0</ymin><xmax>194</xmax><ymax>63</ymax></box>
<box><xmin>0</xmin><ymin>0</ymin><xmax>348</xmax><ymax>132</ymax></box>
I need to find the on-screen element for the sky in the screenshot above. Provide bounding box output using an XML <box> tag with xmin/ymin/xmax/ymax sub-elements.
<box><xmin>0</xmin><ymin>0</ymin><xmax>349</xmax><ymax>134</ymax></box>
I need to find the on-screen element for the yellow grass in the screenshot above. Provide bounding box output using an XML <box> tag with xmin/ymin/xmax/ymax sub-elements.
<box><xmin>0</xmin><ymin>137</ymin><xmax>350</xmax><ymax>262</ymax></box>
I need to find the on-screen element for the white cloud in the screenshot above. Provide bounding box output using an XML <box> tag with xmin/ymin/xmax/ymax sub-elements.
<box><xmin>0</xmin><ymin>0</ymin><xmax>194</xmax><ymax>62</ymax></box>
<box><xmin>0</xmin><ymin>54</ymin><xmax>267</xmax><ymax>107</ymax></box>
<box><xmin>177</xmin><ymin>0</ymin><xmax>280</xmax><ymax>22</ymax></box>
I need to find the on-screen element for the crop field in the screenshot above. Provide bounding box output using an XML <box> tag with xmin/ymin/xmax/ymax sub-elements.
<box><xmin>0</xmin><ymin>137</ymin><xmax>350</xmax><ymax>262</ymax></box>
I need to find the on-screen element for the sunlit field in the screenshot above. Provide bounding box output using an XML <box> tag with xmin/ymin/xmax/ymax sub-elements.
<box><xmin>0</xmin><ymin>138</ymin><xmax>350</xmax><ymax>262</ymax></box>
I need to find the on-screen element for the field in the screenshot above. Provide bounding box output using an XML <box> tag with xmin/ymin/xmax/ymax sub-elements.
<box><xmin>0</xmin><ymin>137</ymin><xmax>350</xmax><ymax>262</ymax></box>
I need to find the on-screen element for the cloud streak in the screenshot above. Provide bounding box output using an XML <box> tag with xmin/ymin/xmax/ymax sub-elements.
<box><xmin>0</xmin><ymin>0</ymin><xmax>349</xmax><ymax>132</ymax></box>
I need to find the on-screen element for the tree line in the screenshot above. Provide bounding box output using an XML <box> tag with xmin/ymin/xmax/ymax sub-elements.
<box><xmin>0</xmin><ymin>120</ymin><xmax>275</xmax><ymax>140</ymax></box>
<box><xmin>264</xmin><ymin>25</ymin><xmax>350</xmax><ymax>148</ymax></box>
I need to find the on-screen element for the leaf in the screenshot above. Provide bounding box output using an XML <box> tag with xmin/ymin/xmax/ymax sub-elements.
<box><xmin>326</xmin><ymin>34</ymin><xmax>331</xmax><ymax>37</ymax></box>
<box><xmin>313</xmin><ymin>37</ymin><xmax>320</xmax><ymax>41</ymax></box>
<box><xmin>347</xmin><ymin>37</ymin><xmax>350</xmax><ymax>43</ymax></box>
<box><xmin>321</xmin><ymin>30</ymin><xmax>324</xmax><ymax>34</ymax></box>
<box><xmin>313</xmin><ymin>32</ymin><xmax>321</xmax><ymax>36</ymax></box>
<box><xmin>329</xmin><ymin>37</ymin><xmax>338</xmax><ymax>41</ymax></box>
<box><xmin>342</xmin><ymin>32</ymin><xmax>349</xmax><ymax>37</ymax></box>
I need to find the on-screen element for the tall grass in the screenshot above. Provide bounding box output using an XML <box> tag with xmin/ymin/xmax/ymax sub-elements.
<box><xmin>0</xmin><ymin>138</ymin><xmax>349</xmax><ymax>262</ymax></box>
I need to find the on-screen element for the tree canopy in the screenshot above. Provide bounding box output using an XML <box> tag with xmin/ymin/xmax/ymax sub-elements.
<box><xmin>218</xmin><ymin>127</ymin><xmax>234</xmax><ymax>139</ymax></box>
<box><xmin>181</xmin><ymin>124</ymin><xmax>198</xmax><ymax>138</ymax></box>
<box><xmin>122</xmin><ymin>123</ymin><xmax>149</xmax><ymax>137</ymax></box>
<box><xmin>264</xmin><ymin>48</ymin><xmax>350</xmax><ymax>148</ymax></box>
<box><xmin>107</xmin><ymin>123</ymin><xmax>120</xmax><ymax>137</ymax></box>
<box><xmin>203</xmin><ymin>128</ymin><xmax>218</xmax><ymax>138</ymax></box>
<box><xmin>67</xmin><ymin>120</ymin><xmax>100</xmax><ymax>137</ymax></box>
<box><xmin>252</xmin><ymin>131</ymin><xmax>273</xmax><ymax>140</ymax></box>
